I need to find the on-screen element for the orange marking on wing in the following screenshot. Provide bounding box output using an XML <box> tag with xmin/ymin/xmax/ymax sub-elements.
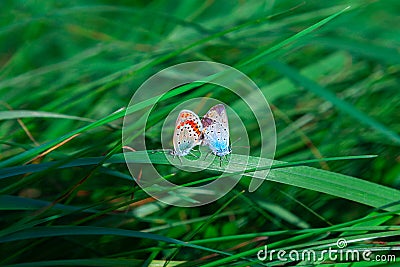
<box><xmin>177</xmin><ymin>121</ymin><xmax>185</xmax><ymax>129</ymax></box>
<box><xmin>176</xmin><ymin>119</ymin><xmax>201</xmax><ymax>135</ymax></box>
<box><xmin>187</xmin><ymin>120</ymin><xmax>202</xmax><ymax>136</ymax></box>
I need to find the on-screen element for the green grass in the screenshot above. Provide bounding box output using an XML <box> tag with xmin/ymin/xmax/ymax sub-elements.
<box><xmin>1</xmin><ymin>0</ymin><xmax>399</xmax><ymax>266</ymax></box>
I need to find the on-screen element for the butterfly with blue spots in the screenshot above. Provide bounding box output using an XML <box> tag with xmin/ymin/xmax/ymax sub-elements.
<box><xmin>201</xmin><ymin>104</ymin><xmax>231</xmax><ymax>158</ymax></box>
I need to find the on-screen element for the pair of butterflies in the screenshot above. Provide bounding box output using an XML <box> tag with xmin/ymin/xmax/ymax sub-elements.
<box><xmin>171</xmin><ymin>104</ymin><xmax>231</xmax><ymax>159</ymax></box>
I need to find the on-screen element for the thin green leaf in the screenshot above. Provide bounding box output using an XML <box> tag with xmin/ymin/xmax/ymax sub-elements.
<box><xmin>237</xmin><ymin>6</ymin><xmax>350</xmax><ymax>68</ymax></box>
<box><xmin>0</xmin><ymin>110</ymin><xmax>93</xmax><ymax>122</ymax></box>
<box><xmin>0</xmin><ymin>195</ymin><xmax>96</xmax><ymax>213</ymax></box>
<box><xmin>270</xmin><ymin>60</ymin><xmax>400</xmax><ymax>144</ymax></box>
<box><xmin>1</xmin><ymin>152</ymin><xmax>397</xmax><ymax>213</ymax></box>
<box><xmin>0</xmin><ymin>226</ymin><xmax>231</xmax><ymax>257</ymax></box>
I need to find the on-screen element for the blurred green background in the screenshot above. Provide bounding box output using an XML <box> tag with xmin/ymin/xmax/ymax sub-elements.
<box><xmin>0</xmin><ymin>0</ymin><xmax>399</xmax><ymax>266</ymax></box>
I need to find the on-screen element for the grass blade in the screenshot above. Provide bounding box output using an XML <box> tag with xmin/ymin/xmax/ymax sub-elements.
<box><xmin>270</xmin><ymin>60</ymin><xmax>400</xmax><ymax>144</ymax></box>
<box><xmin>0</xmin><ymin>226</ymin><xmax>231</xmax><ymax>257</ymax></box>
<box><xmin>0</xmin><ymin>110</ymin><xmax>93</xmax><ymax>122</ymax></box>
<box><xmin>1</xmin><ymin>152</ymin><xmax>397</xmax><ymax>212</ymax></box>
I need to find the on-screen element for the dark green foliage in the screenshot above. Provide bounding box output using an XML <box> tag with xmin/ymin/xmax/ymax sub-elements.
<box><xmin>0</xmin><ymin>1</ymin><xmax>399</xmax><ymax>266</ymax></box>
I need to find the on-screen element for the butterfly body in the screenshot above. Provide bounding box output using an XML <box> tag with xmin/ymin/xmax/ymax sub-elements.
<box><xmin>171</xmin><ymin>110</ymin><xmax>203</xmax><ymax>157</ymax></box>
<box><xmin>201</xmin><ymin>104</ymin><xmax>231</xmax><ymax>157</ymax></box>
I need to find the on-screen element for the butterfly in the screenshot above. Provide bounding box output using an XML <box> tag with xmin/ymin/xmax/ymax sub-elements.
<box><xmin>171</xmin><ymin>109</ymin><xmax>203</xmax><ymax>157</ymax></box>
<box><xmin>201</xmin><ymin>104</ymin><xmax>231</xmax><ymax>158</ymax></box>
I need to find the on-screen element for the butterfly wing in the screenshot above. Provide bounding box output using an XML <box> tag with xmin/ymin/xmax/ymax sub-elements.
<box><xmin>172</xmin><ymin>110</ymin><xmax>203</xmax><ymax>157</ymax></box>
<box><xmin>201</xmin><ymin>104</ymin><xmax>231</xmax><ymax>157</ymax></box>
